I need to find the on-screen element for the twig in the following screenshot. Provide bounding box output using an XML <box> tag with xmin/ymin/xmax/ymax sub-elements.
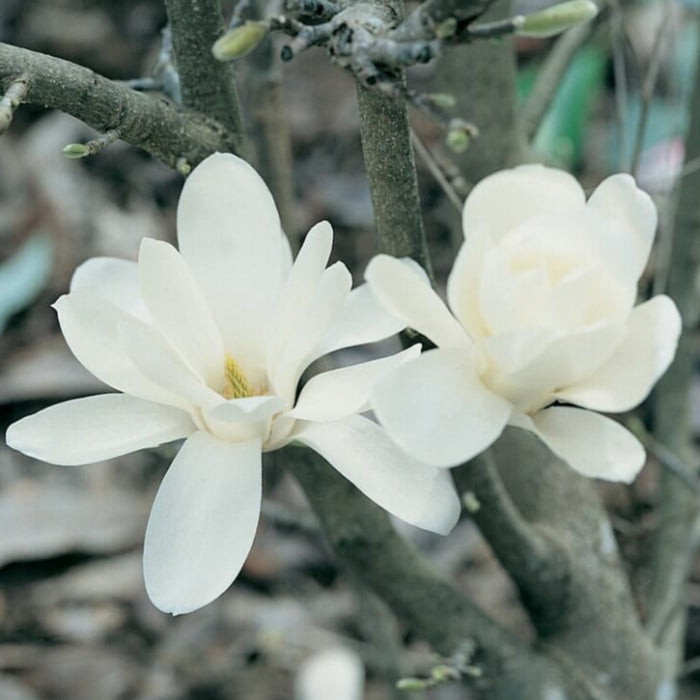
<box><xmin>630</xmin><ymin>4</ymin><xmax>672</xmax><ymax>176</ymax></box>
<box><xmin>609</xmin><ymin>0</ymin><xmax>630</xmax><ymax>170</ymax></box>
<box><xmin>0</xmin><ymin>74</ymin><xmax>29</xmax><ymax>133</ymax></box>
<box><xmin>410</xmin><ymin>129</ymin><xmax>464</xmax><ymax>211</ymax></box>
<box><xmin>521</xmin><ymin>19</ymin><xmax>595</xmax><ymax>141</ymax></box>
<box><xmin>0</xmin><ymin>43</ymin><xmax>233</xmax><ymax>169</ymax></box>
<box><xmin>62</xmin><ymin>128</ymin><xmax>121</xmax><ymax>159</ymax></box>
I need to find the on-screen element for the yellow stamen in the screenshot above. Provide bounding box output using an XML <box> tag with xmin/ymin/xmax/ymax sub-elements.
<box><xmin>223</xmin><ymin>354</ymin><xmax>252</xmax><ymax>399</ymax></box>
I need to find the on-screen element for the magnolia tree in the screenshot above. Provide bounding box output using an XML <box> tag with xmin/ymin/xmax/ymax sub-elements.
<box><xmin>1</xmin><ymin>0</ymin><xmax>698</xmax><ymax>698</ymax></box>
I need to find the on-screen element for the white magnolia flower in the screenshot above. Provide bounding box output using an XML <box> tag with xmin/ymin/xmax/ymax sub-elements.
<box><xmin>6</xmin><ymin>153</ymin><xmax>460</xmax><ymax>614</ymax></box>
<box><xmin>366</xmin><ymin>165</ymin><xmax>681</xmax><ymax>482</ymax></box>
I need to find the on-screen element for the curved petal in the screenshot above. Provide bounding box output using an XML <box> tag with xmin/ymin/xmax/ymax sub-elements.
<box><xmin>209</xmin><ymin>394</ymin><xmax>286</xmax><ymax>423</ymax></box>
<box><xmin>461</xmin><ymin>164</ymin><xmax>585</xmax><ymax>241</ymax></box>
<box><xmin>138</xmin><ymin>239</ymin><xmax>224</xmax><ymax>386</ymax></box>
<box><xmin>586</xmin><ymin>173</ymin><xmax>657</xmax><ymax>284</ymax></box>
<box><xmin>271</xmin><ymin>262</ymin><xmax>352</xmax><ymax>402</ymax></box>
<box><xmin>554</xmin><ymin>295</ymin><xmax>681</xmax><ymax>412</ymax></box>
<box><xmin>143</xmin><ymin>432</ymin><xmax>262</xmax><ymax>614</ymax></box>
<box><xmin>365</xmin><ymin>255</ymin><xmax>472</xmax><ymax>349</ymax></box>
<box><xmin>512</xmin><ymin>407</ymin><xmax>646</xmax><ymax>482</ymax></box>
<box><xmin>268</xmin><ymin>221</ymin><xmax>333</xmax><ymax>370</ymax></box>
<box><xmin>6</xmin><ymin>394</ymin><xmax>195</xmax><ymax>466</ymax></box>
<box><xmin>293</xmin><ymin>415</ymin><xmax>461</xmax><ymax>535</ymax></box>
<box><xmin>485</xmin><ymin>320</ymin><xmax>625</xmax><ymax>412</ymax></box>
<box><xmin>119</xmin><ymin>315</ymin><xmax>222</xmax><ymax>411</ymax></box>
<box><xmin>176</xmin><ymin>153</ymin><xmax>286</xmax><ymax>368</ymax></box>
<box><xmin>70</xmin><ymin>257</ymin><xmax>148</xmax><ymax>318</ymax></box>
<box><xmin>54</xmin><ymin>292</ymin><xmax>188</xmax><ymax>408</ymax></box>
<box><xmin>310</xmin><ymin>283</ymin><xmax>406</xmax><ymax>361</ymax></box>
<box><xmin>372</xmin><ymin>348</ymin><xmax>512</xmax><ymax>468</ymax></box>
<box><xmin>290</xmin><ymin>345</ymin><xmax>421</xmax><ymax>422</ymax></box>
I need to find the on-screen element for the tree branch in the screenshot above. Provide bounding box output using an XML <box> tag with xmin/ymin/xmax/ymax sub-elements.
<box><xmin>0</xmin><ymin>42</ymin><xmax>233</xmax><ymax>169</ymax></box>
<box><xmin>164</xmin><ymin>0</ymin><xmax>247</xmax><ymax>156</ymax></box>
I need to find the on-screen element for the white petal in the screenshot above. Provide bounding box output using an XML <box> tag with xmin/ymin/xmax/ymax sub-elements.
<box><xmin>372</xmin><ymin>348</ymin><xmax>512</xmax><ymax>467</ymax></box>
<box><xmin>512</xmin><ymin>407</ymin><xmax>646</xmax><ymax>482</ymax></box>
<box><xmin>143</xmin><ymin>432</ymin><xmax>262</xmax><ymax>614</ymax></box>
<box><xmin>485</xmin><ymin>320</ymin><xmax>625</xmax><ymax>411</ymax></box>
<box><xmin>272</xmin><ymin>262</ymin><xmax>352</xmax><ymax>401</ymax></box>
<box><xmin>554</xmin><ymin>295</ymin><xmax>681</xmax><ymax>412</ymax></box>
<box><xmin>69</xmin><ymin>257</ymin><xmax>148</xmax><ymax>318</ymax></box>
<box><xmin>54</xmin><ymin>293</ymin><xmax>187</xmax><ymax>408</ymax></box>
<box><xmin>119</xmin><ymin>315</ymin><xmax>222</xmax><ymax>410</ymax></box>
<box><xmin>268</xmin><ymin>221</ymin><xmax>333</xmax><ymax>370</ymax></box>
<box><xmin>290</xmin><ymin>345</ymin><xmax>421</xmax><ymax>422</ymax></box>
<box><xmin>293</xmin><ymin>415</ymin><xmax>461</xmax><ymax>535</ymax></box>
<box><xmin>176</xmin><ymin>153</ymin><xmax>286</xmax><ymax>368</ymax></box>
<box><xmin>586</xmin><ymin>174</ymin><xmax>657</xmax><ymax>284</ymax></box>
<box><xmin>138</xmin><ymin>239</ymin><xmax>224</xmax><ymax>386</ymax></box>
<box><xmin>461</xmin><ymin>164</ymin><xmax>585</xmax><ymax>241</ymax></box>
<box><xmin>365</xmin><ymin>255</ymin><xmax>472</xmax><ymax>349</ymax></box>
<box><xmin>6</xmin><ymin>394</ymin><xmax>195</xmax><ymax>466</ymax></box>
<box><xmin>310</xmin><ymin>283</ymin><xmax>406</xmax><ymax>360</ymax></box>
<box><xmin>446</xmin><ymin>235</ymin><xmax>491</xmax><ymax>339</ymax></box>
<box><xmin>209</xmin><ymin>394</ymin><xmax>286</xmax><ymax>423</ymax></box>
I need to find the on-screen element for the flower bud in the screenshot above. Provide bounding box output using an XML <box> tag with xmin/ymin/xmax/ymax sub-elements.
<box><xmin>212</xmin><ymin>21</ymin><xmax>268</xmax><ymax>61</ymax></box>
<box><xmin>514</xmin><ymin>0</ymin><xmax>598</xmax><ymax>38</ymax></box>
<box><xmin>445</xmin><ymin>119</ymin><xmax>479</xmax><ymax>154</ymax></box>
<box><xmin>62</xmin><ymin>143</ymin><xmax>90</xmax><ymax>158</ymax></box>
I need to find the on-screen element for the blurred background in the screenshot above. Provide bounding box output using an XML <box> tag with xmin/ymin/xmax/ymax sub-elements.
<box><xmin>1</xmin><ymin>0</ymin><xmax>699</xmax><ymax>698</ymax></box>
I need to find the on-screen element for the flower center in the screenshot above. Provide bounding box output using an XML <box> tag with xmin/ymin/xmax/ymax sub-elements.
<box><xmin>222</xmin><ymin>354</ymin><xmax>253</xmax><ymax>399</ymax></box>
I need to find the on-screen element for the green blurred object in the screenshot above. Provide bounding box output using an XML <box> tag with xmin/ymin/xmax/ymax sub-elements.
<box><xmin>519</xmin><ymin>47</ymin><xmax>606</xmax><ymax>168</ymax></box>
<box><xmin>0</xmin><ymin>232</ymin><xmax>54</xmax><ymax>333</ymax></box>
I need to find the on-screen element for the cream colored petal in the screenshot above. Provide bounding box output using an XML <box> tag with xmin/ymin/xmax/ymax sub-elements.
<box><xmin>372</xmin><ymin>348</ymin><xmax>512</xmax><ymax>467</ymax></box>
<box><xmin>586</xmin><ymin>173</ymin><xmax>657</xmax><ymax>284</ymax></box>
<box><xmin>461</xmin><ymin>164</ymin><xmax>585</xmax><ymax>241</ymax></box>
<box><xmin>512</xmin><ymin>407</ymin><xmax>646</xmax><ymax>482</ymax></box>
<box><xmin>554</xmin><ymin>295</ymin><xmax>681</xmax><ymax>412</ymax></box>
<box><xmin>365</xmin><ymin>255</ymin><xmax>472</xmax><ymax>349</ymax></box>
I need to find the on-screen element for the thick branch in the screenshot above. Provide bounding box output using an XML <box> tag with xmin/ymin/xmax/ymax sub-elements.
<box><xmin>355</xmin><ymin>0</ymin><xmax>433</xmax><ymax>276</ymax></box>
<box><xmin>165</xmin><ymin>0</ymin><xmax>247</xmax><ymax>155</ymax></box>
<box><xmin>647</xmin><ymin>17</ymin><xmax>700</xmax><ymax>682</ymax></box>
<box><xmin>285</xmin><ymin>450</ymin><xmax>585</xmax><ymax>699</ymax></box>
<box><xmin>0</xmin><ymin>42</ymin><xmax>232</xmax><ymax>169</ymax></box>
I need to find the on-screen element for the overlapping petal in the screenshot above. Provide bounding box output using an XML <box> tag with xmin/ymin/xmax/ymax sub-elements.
<box><xmin>70</xmin><ymin>256</ymin><xmax>147</xmax><ymax>318</ymax></box>
<box><xmin>372</xmin><ymin>348</ymin><xmax>512</xmax><ymax>467</ymax></box>
<box><xmin>365</xmin><ymin>255</ymin><xmax>472</xmax><ymax>349</ymax></box>
<box><xmin>293</xmin><ymin>415</ymin><xmax>461</xmax><ymax>535</ymax></box>
<box><xmin>176</xmin><ymin>153</ymin><xmax>286</xmax><ymax>368</ymax></box>
<box><xmin>271</xmin><ymin>262</ymin><xmax>352</xmax><ymax>401</ymax></box>
<box><xmin>290</xmin><ymin>345</ymin><xmax>420</xmax><ymax>422</ymax></box>
<box><xmin>268</xmin><ymin>221</ymin><xmax>333</xmax><ymax>371</ymax></box>
<box><xmin>586</xmin><ymin>173</ymin><xmax>657</xmax><ymax>284</ymax></box>
<box><xmin>143</xmin><ymin>432</ymin><xmax>262</xmax><ymax>614</ymax></box>
<box><xmin>138</xmin><ymin>239</ymin><xmax>224</xmax><ymax>386</ymax></box>
<box><xmin>6</xmin><ymin>394</ymin><xmax>195</xmax><ymax>466</ymax></box>
<box><xmin>310</xmin><ymin>284</ymin><xmax>406</xmax><ymax>360</ymax></box>
<box><xmin>554</xmin><ymin>295</ymin><xmax>681</xmax><ymax>412</ymax></box>
<box><xmin>512</xmin><ymin>407</ymin><xmax>645</xmax><ymax>482</ymax></box>
<box><xmin>461</xmin><ymin>164</ymin><xmax>585</xmax><ymax>241</ymax></box>
<box><xmin>54</xmin><ymin>292</ymin><xmax>186</xmax><ymax>408</ymax></box>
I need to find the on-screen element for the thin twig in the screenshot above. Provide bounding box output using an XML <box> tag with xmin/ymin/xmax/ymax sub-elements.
<box><xmin>410</xmin><ymin>129</ymin><xmax>464</xmax><ymax>212</ymax></box>
<box><xmin>0</xmin><ymin>74</ymin><xmax>29</xmax><ymax>133</ymax></box>
<box><xmin>630</xmin><ymin>3</ymin><xmax>672</xmax><ymax>176</ymax></box>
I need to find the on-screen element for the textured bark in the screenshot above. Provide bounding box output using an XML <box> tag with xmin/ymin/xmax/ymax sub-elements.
<box><xmin>0</xmin><ymin>42</ymin><xmax>234</xmax><ymax>169</ymax></box>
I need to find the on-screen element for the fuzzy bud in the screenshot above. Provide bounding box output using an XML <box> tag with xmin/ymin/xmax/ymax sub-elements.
<box><xmin>514</xmin><ymin>0</ymin><xmax>598</xmax><ymax>38</ymax></box>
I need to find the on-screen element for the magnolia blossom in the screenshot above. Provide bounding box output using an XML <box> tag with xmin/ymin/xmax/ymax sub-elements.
<box><xmin>366</xmin><ymin>165</ymin><xmax>681</xmax><ymax>482</ymax></box>
<box><xmin>6</xmin><ymin>153</ymin><xmax>460</xmax><ymax>614</ymax></box>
